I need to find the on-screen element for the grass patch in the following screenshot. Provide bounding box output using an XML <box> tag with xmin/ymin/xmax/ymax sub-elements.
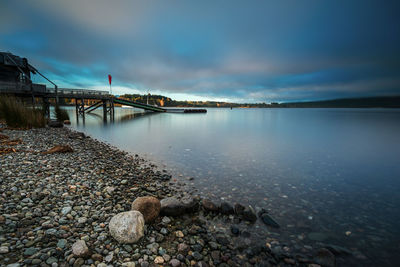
<box><xmin>0</xmin><ymin>96</ymin><xmax>46</xmax><ymax>128</ymax></box>
<box><xmin>54</xmin><ymin>104</ymin><xmax>70</xmax><ymax>122</ymax></box>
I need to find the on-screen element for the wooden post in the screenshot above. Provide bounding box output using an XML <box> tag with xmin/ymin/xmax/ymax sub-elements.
<box><xmin>103</xmin><ymin>99</ymin><xmax>107</xmax><ymax>122</ymax></box>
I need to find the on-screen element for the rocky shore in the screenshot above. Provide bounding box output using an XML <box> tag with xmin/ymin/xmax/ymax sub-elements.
<box><xmin>0</xmin><ymin>125</ymin><xmax>339</xmax><ymax>267</ymax></box>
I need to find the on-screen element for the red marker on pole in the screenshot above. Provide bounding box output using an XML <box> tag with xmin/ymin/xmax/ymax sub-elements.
<box><xmin>108</xmin><ymin>74</ymin><xmax>112</xmax><ymax>95</ymax></box>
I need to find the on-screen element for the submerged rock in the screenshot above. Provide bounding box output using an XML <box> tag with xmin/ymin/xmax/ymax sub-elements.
<box><xmin>242</xmin><ymin>205</ymin><xmax>257</xmax><ymax>223</ymax></box>
<box><xmin>220</xmin><ymin>202</ymin><xmax>234</xmax><ymax>214</ymax></box>
<box><xmin>259</xmin><ymin>211</ymin><xmax>280</xmax><ymax>228</ymax></box>
<box><xmin>109</xmin><ymin>211</ymin><xmax>145</xmax><ymax>243</ymax></box>
<box><xmin>202</xmin><ymin>199</ymin><xmax>218</xmax><ymax>212</ymax></box>
<box><xmin>160</xmin><ymin>197</ymin><xmax>184</xmax><ymax>216</ymax></box>
<box><xmin>131</xmin><ymin>196</ymin><xmax>161</xmax><ymax>223</ymax></box>
<box><xmin>325</xmin><ymin>244</ymin><xmax>353</xmax><ymax>256</ymax></box>
<box><xmin>314</xmin><ymin>248</ymin><xmax>336</xmax><ymax>267</ymax></box>
<box><xmin>234</xmin><ymin>203</ymin><xmax>246</xmax><ymax>215</ymax></box>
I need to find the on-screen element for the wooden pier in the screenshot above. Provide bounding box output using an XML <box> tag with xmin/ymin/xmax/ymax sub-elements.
<box><xmin>0</xmin><ymin>51</ymin><xmax>206</xmax><ymax>121</ymax></box>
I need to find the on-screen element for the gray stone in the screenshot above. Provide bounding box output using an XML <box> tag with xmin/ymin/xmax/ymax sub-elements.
<box><xmin>61</xmin><ymin>206</ymin><xmax>72</xmax><ymax>215</ymax></box>
<box><xmin>170</xmin><ymin>259</ymin><xmax>181</xmax><ymax>267</ymax></box>
<box><xmin>0</xmin><ymin>246</ymin><xmax>9</xmax><ymax>254</ymax></box>
<box><xmin>57</xmin><ymin>239</ymin><xmax>67</xmax><ymax>249</ymax></box>
<box><xmin>24</xmin><ymin>247</ymin><xmax>38</xmax><ymax>256</ymax></box>
<box><xmin>72</xmin><ymin>240</ymin><xmax>89</xmax><ymax>257</ymax></box>
<box><xmin>46</xmin><ymin>257</ymin><xmax>58</xmax><ymax>265</ymax></box>
<box><xmin>109</xmin><ymin>211</ymin><xmax>144</xmax><ymax>243</ymax></box>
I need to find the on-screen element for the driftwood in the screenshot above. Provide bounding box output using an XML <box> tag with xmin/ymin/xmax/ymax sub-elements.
<box><xmin>0</xmin><ymin>133</ymin><xmax>9</xmax><ymax>140</ymax></box>
<box><xmin>1</xmin><ymin>138</ymin><xmax>22</xmax><ymax>146</ymax></box>
<box><xmin>42</xmin><ymin>145</ymin><xmax>73</xmax><ymax>154</ymax></box>
<box><xmin>0</xmin><ymin>147</ymin><xmax>17</xmax><ymax>155</ymax></box>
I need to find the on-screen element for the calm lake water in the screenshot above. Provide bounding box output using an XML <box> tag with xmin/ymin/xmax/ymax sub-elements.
<box><xmin>67</xmin><ymin>107</ymin><xmax>400</xmax><ymax>266</ymax></box>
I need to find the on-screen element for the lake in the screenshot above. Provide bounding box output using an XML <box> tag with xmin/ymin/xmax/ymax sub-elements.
<box><xmin>66</xmin><ymin>107</ymin><xmax>400</xmax><ymax>266</ymax></box>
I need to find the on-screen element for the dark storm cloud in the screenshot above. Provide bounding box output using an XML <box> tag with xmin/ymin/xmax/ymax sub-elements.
<box><xmin>0</xmin><ymin>0</ymin><xmax>399</xmax><ymax>102</ymax></box>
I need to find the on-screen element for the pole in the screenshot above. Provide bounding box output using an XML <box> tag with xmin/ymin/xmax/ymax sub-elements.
<box><xmin>109</xmin><ymin>84</ymin><xmax>112</xmax><ymax>96</ymax></box>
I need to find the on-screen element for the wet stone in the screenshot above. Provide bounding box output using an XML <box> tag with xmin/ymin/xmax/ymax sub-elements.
<box><xmin>24</xmin><ymin>247</ymin><xmax>38</xmax><ymax>256</ymax></box>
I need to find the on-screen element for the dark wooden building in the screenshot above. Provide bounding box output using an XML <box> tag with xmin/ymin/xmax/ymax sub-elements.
<box><xmin>0</xmin><ymin>52</ymin><xmax>34</xmax><ymax>84</ymax></box>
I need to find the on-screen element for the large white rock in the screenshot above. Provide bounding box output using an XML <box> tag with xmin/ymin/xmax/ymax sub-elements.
<box><xmin>109</xmin><ymin>211</ymin><xmax>145</xmax><ymax>244</ymax></box>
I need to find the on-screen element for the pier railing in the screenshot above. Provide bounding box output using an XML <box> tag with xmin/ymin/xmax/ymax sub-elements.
<box><xmin>0</xmin><ymin>81</ymin><xmax>109</xmax><ymax>97</ymax></box>
<box><xmin>49</xmin><ymin>88</ymin><xmax>109</xmax><ymax>97</ymax></box>
<box><xmin>0</xmin><ymin>81</ymin><xmax>46</xmax><ymax>93</ymax></box>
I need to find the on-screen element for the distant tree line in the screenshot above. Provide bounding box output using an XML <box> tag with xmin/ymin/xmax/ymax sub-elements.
<box><xmin>119</xmin><ymin>94</ymin><xmax>400</xmax><ymax>108</ymax></box>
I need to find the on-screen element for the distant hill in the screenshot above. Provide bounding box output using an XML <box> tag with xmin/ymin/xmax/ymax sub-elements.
<box><xmin>119</xmin><ymin>94</ymin><xmax>400</xmax><ymax>108</ymax></box>
<box><xmin>276</xmin><ymin>96</ymin><xmax>400</xmax><ymax>108</ymax></box>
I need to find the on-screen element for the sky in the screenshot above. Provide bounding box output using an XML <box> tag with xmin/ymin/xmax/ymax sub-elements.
<box><xmin>1</xmin><ymin>0</ymin><xmax>399</xmax><ymax>103</ymax></box>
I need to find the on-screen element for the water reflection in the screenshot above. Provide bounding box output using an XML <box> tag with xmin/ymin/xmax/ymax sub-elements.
<box><xmin>65</xmin><ymin>107</ymin><xmax>400</xmax><ymax>266</ymax></box>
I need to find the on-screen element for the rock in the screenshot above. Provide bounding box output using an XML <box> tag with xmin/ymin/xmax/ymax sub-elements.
<box><xmin>230</xmin><ymin>225</ymin><xmax>240</xmax><ymax>236</ymax></box>
<box><xmin>325</xmin><ymin>244</ymin><xmax>352</xmax><ymax>256</ymax></box>
<box><xmin>216</xmin><ymin>234</ymin><xmax>230</xmax><ymax>246</ymax></box>
<box><xmin>181</xmin><ymin>195</ymin><xmax>198</xmax><ymax>212</ymax></box>
<box><xmin>109</xmin><ymin>211</ymin><xmax>145</xmax><ymax>243</ymax></box>
<box><xmin>57</xmin><ymin>239</ymin><xmax>67</xmax><ymax>249</ymax></box>
<box><xmin>163</xmin><ymin>254</ymin><xmax>171</xmax><ymax>262</ymax></box>
<box><xmin>234</xmin><ymin>203</ymin><xmax>246</xmax><ymax>215</ymax></box>
<box><xmin>160</xmin><ymin>197</ymin><xmax>186</xmax><ymax>216</ymax></box>
<box><xmin>220</xmin><ymin>202</ymin><xmax>234</xmax><ymax>214</ymax></box>
<box><xmin>192</xmin><ymin>251</ymin><xmax>203</xmax><ymax>261</ymax></box>
<box><xmin>175</xmin><ymin>230</ymin><xmax>184</xmax><ymax>238</ymax></box>
<box><xmin>242</xmin><ymin>205</ymin><xmax>257</xmax><ymax>222</ymax></box>
<box><xmin>105</xmin><ymin>186</ymin><xmax>115</xmax><ymax>194</ymax></box>
<box><xmin>202</xmin><ymin>199</ymin><xmax>218</xmax><ymax>212</ymax></box>
<box><xmin>0</xmin><ymin>246</ymin><xmax>9</xmax><ymax>254</ymax></box>
<box><xmin>260</xmin><ymin>213</ymin><xmax>280</xmax><ymax>228</ymax></box>
<box><xmin>314</xmin><ymin>248</ymin><xmax>336</xmax><ymax>267</ymax></box>
<box><xmin>122</xmin><ymin>262</ymin><xmax>136</xmax><ymax>267</ymax></box>
<box><xmin>91</xmin><ymin>253</ymin><xmax>103</xmax><ymax>261</ymax></box>
<box><xmin>177</xmin><ymin>243</ymin><xmax>189</xmax><ymax>253</ymax></box>
<box><xmin>42</xmin><ymin>145</ymin><xmax>73</xmax><ymax>154</ymax></box>
<box><xmin>157</xmin><ymin>195</ymin><xmax>196</xmax><ymax>216</ymax></box>
<box><xmin>169</xmin><ymin>259</ymin><xmax>181</xmax><ymax>267</ymax></box>
<box><xmin>48</xmin><ymin>120</ymin><xmax>63</xmax><ymax>128</ymax></box>
<box><xmin>131</xmin><ymin>196</ymin><xmax>161</xmax><ymax>223</ymax></box>
<box><xmin>105</xmin><ymin>252</ymin><xmax>113</xmax><ymax>262</ymax></box>
<box><xmin>72</xmin><ymin>240</ymin><xmax>89</xmax><ymax>258</ymax></box>
<box><xmin>61</xmin><ymin>206</ymin><xmax>72</xmax><ymax>215</ymax></box>
<box><xmin>154</xmin><ymin>256</ymin><xmax>164</xmax><ymax>264</ymax></box>
<box><xmin>211</xmin><ymin>250</ymin><xmax>220</xmax><ymax>261</ymax></box>
<box><xmin>162</xmin><ymin>216</ymin><xmax>171</xmax><ymax>224</ymax></box>
<box><xmin>46</xmin><ymin>257</ymin><xmax>57</xmax><ymax>265</ymax></box>
<box><xmin>24</xmin><ymin>247</ymin><xmax>38</xmax><ymax>256</ymax></box>
<box><xmin>73</xmin><ymin>258</ymin><xmax>84</xmax><ymax>267</ymax></box>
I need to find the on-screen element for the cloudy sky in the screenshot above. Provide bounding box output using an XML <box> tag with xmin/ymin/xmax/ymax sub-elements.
<box><xmin>1</xmin><ymin>0</ymin><xmax>399</xmax><ymax>102</ymax></box>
